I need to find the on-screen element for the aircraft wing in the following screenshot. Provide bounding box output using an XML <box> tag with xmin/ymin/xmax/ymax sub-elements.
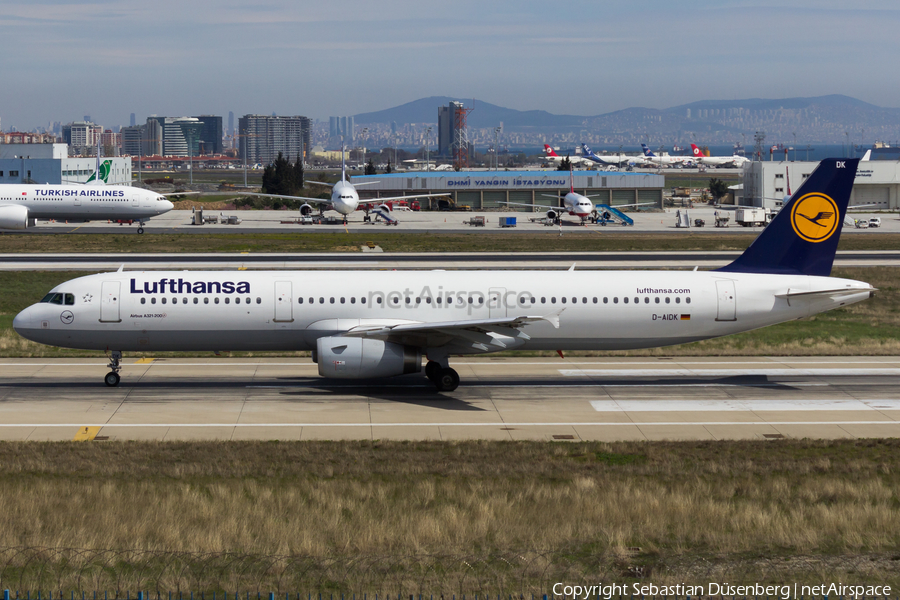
<box><xmin>305</xmin><ymin>180</ymin><xmax>335</xmax><ymax>188</ymax></box>
<box><xmin>341</xmin><ymin>313</ymin><xmax>561</xmax><ymax>351</ymax></box>
<box><xmin>159</xmin><ymin>191</ymin><xmax>202</xmax><ymax>197</ymax></box>
<box><xmin>506</xmin><ymin>200</ymin><xmax>557</xmax><ymax>210</ymax></box>
<box><xmin>244</xmin><ymin>192</ymin><xmax>332</xmax><ymax>205</ymax></box>
<box><xmin>366</xmin><ymin>192</ymin><xmax>452</xmax><ymax>202</ymax></box>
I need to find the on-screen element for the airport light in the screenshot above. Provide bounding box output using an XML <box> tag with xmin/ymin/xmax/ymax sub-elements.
<box><xmin>425</xmin><ymin>127</ymin><xmax>432</xmax><ymax>172</ymax></box>
<box><xmin>493</xmin><ymin>126</ymin><xmax>501</xmax><ymax>171</ymax></box>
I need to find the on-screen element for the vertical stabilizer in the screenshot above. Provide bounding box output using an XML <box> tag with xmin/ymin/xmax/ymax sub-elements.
<box><xmin>717</xmin><ymin>158</ymin><xmax>859</xmax><ymax>276</ymax></box>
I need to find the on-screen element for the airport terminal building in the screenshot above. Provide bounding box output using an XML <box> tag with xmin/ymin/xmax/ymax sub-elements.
<box><xmin>351</xmin><ymin>170</ymin><xmax>665</xmax><ymax>210</ymax></box>
<box><xmin>744</xmin><ymin>159</ymin><xmax>900</xmax><ymax>210</ymax></box>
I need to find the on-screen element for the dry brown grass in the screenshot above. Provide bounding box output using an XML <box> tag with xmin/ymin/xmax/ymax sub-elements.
<box><xmin>2</xmin><ymin>440</ymin><xmax>900</xmax><ymax>590</ymax></box>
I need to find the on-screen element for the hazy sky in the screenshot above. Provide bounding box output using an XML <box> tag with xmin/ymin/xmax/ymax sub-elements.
<box><xmin>2</xmin><ymin>0</ymin><xmax>899</xmax><ymax>130</ymax></box>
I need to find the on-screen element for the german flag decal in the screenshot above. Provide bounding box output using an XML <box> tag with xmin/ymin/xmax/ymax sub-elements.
<box><xmin>680</xmin><ymin>314</ymin><xmax>691</xmax><ymax>321</ymax></box>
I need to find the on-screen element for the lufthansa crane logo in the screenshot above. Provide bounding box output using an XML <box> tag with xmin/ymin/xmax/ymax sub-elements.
<box><xmin>790</xmin><ymin>192</ymin><xmax>839</xmax><ymax>243</ymax></box>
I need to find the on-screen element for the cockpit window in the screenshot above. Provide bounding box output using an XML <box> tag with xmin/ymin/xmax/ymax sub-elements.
<box><xmin>41</xmin><ymin>293</ymin><xmax>64</xmax><ymax>304</ymax></box>
<box><xmin>64</xmin><ymin>293</ymin><xmax>75</xmax><ymax>305</ymax></box>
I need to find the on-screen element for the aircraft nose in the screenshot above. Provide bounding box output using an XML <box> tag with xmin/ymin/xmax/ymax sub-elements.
<box><xmin>13</xmin><ymin>305</ymin><xmax>36</xmax><ymax>336</ymax></box>
<box><xmin>163</xmin><ymin>199</ymin><xmax>174</xmax><ymax>211</ymax></box>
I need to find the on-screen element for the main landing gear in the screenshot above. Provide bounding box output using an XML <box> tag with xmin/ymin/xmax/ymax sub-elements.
<box><xmin>425</xmin><ymin>360</ymin><xmax>459</xmax><ymax>392</ymax></box>
<box><xmin>105</xmin><ymin>350</ymin><xmax>122</xmax><ymax>386</ymax></box>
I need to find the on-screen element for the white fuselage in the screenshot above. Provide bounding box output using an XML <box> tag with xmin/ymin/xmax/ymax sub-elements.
<box><xmin>330</xmin><ymin>180</ymin><xmax>359</xmax><ymax>215</ymax></box>
<box><xmin>0</xmin><ymin>184</ymin><xmax>174</xmax><ymax>223</ymax></box>
<box><xmin>695</xmin><ymin>155</ymin><xmax>750</xmax><ymax>168</ymax></box>
<box><xmin>14</xmin><ymin>270</ymin><xmax>873</xmax><ymax>354</ymax></box>
<box><xmin>562</xmin><ymin>192</ymin><xmax>595</xmax><ymax>220</ymax></box>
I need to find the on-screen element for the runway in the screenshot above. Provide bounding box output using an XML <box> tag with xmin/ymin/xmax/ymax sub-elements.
<box><xmin>2</xmin><ymin>250</ymin><xmax>900</xmax><ymax>270</ymax></box>
<box><xmin>2</xmin><ymin>356</ymin><xmax>899</xmax><ymax>441</ymax></box>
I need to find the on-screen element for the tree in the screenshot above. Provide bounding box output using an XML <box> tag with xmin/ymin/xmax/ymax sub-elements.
<box><xmin>365</xmin><ymin>159</ymin><xmax>376</xmax><ymax>176</ymax></box>
<box><xmin>708</xmin><ymin>178</ymin><xmax>729</xmax><ymax>203</ymax></box>
<box><xmin>557</xmin><ymin>155</ymin><xmax>572</xmax><ymax>171</ymax></box>
<box><xmin>261</xmin><ymin>152</ymin><xmax>304</xmax><ymax>196</ymax></box>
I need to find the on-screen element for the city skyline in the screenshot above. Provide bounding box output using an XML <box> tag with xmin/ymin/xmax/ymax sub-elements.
<box><xmin>2</xmin><ymin>1</ymin><xmax>900</xmax><ymax>131</ymax></box>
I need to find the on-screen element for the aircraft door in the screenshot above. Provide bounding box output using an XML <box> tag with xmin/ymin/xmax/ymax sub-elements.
<box><xmin>99</xmin><ymin>281</ymin><xmax>121</xmax><ymax>323</ymax></box>
<box><xmin>274</xmin><ymin>281</ymin><xmax>293</xmax><ymax>322</ymax></box>
<box><xmin>132</xmin><ymin>192</ymin><xmax>139</xmax><ymax>207</ymax></box>
<box><xmin>715</xmin><ymin>280</ymin><xmax>736</xmax><ymax>321</ymax></box>
<box><xmin>488</xmin><ymin>287</ymin><xmax>507</xmax><ymax>318</ymax></box>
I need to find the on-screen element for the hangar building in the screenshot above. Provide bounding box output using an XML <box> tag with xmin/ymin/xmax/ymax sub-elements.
<box><xmin>743</xmin><ymin>158</ymin><xmax>900</xmax><ymax>210</ymax></box>
<box><xmin>0</xmin><ymin>143</ymin><xmax>131</xmax><ymax>184</ymax></box>
<box><xmin>351</xmin><ymin>170</ymin><xmax>665</xmax><ymax>210</ymax></box>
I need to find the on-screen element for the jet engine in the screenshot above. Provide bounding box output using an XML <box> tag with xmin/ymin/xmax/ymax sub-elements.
<box><xmin>546</xmin><ymin>208</ymin><xmax>558</xmax><ymax>220</ymax></box>
<box><xmin>315</xmin><ymin>336</ymin><xmax>421</xmax><ymax>379</ymax></box>
<box><xmin>299</xmin><ymin>204</ymin><xmax>315</xmax><ymax>216</ymax></box>
<box><xmin>0</xmin><ymin>205</ymin><xmax>29</xmax><ymax>230</ymax></box>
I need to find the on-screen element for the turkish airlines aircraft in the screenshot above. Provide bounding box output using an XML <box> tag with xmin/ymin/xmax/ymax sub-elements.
<box><xmin>690</xmin><ymin>144</ymin><xmax>750</xmax><ymax>168</ymax></box>
<box><xmin>0</xmin><ymin>185</ymin><xmax>174</xmax><ymax>233</ymax></box>
<box><xmin>542</xmin><ymin>145</ymin><xmax>592</xmax><ymax>166</ymax></box>
<box><xmin>15</xmin><ymin>159</ymin><xmax>871</xmax><ymax>392</ymax></box>
<box><xmin>254</xmin><ymin>145</ymin><xmax>449</xmax><ymax>223</ymax></box>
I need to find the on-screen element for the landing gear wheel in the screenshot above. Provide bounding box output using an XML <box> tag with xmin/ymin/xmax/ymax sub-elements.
<box><xmin>137</xmin><ymin>227</ymin><xmax>144</xmax><ymax>234</ymax></box>
<box><xmin>104</xmin><ymin>371</ymin><xmax>120</xmax><ymax>387</ymax></box>
<box><xmin>425</xmin><ymin>360</ymin><xmax>442</xmax><ymax>382</ymax></box>
<box><xmin>435</xmin><ymin>368</ymin><xmax>460</xmax><ymax>392</ymax></box>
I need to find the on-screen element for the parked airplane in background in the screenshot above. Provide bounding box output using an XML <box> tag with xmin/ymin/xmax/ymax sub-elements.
<box><xmin>505</xmin><ymin>168</ymin><xmax>607</xmax><ymax>224</ymax></box>
<box><xmin>542</xmin><ymin>145</ymin><xmax>592</xmax><ymax>166</ymax></box>
<box><xmin>254</xmin><ymin>145</ymin><xmax>449</xmax><ymax>223</ymax></box>
<box><xmin>580</xmin><ymin>144</ymin><xmax>631</xmax><ymax>167</ymax></box>
<box><xmin>690</xmin><ymin>144</ymin><xmax>750</xmax><ymax>168</ymax></box>
<box><xmin>640</xmin><ymin>143</ymin><xmax>695</xmax><ymax>167</ymax></box>
<box><xmin>14</xmin><ymin>159</ymin><xmax>870</xmax><ymax>392</ymax></box>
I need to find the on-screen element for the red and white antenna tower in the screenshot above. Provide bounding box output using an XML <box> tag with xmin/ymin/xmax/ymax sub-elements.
<box><xmin>452</xmin><ymin>100</ymin><xmax>474</xmax><ymax>170</ymax></box>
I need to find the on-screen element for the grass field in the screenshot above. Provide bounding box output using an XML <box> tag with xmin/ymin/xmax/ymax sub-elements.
<box><xmin>3</xmin><ymin>231</ymin><xmax>900</xmax><ymax>253</ymax></box>
<box><xmin>0</xmin><ymin>440</ymin><xmax>898</xmax><ymax>592</ymax></box>
<box><xmin>0</xmin><ymin>267</ymin><xmax>896</xmax><ymax>358</ymax></box>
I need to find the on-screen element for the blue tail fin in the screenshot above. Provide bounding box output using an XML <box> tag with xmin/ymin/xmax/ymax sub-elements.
<box><xmin>640</xmin><ymin>143</ymin><xmax>654</xmax><ymax>157</ymax></box>
<box><xmin>717</xmin><ymin>158</ymin><xmax>859</xmax><ymax>276</ymax></box>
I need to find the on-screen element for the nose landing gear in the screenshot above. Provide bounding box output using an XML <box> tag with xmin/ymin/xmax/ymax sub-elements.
<box><xmin>105</xmin><ymin>350</ymin><xmax>122</xmax><ymax>386</ymax></box>
<box><xmin>137</xmin><ymin>219</ymin><xmax>145</xmax><ymax>234</ymax></box>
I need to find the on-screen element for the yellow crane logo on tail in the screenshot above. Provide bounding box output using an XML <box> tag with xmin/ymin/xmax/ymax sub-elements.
<box><xmin>790</xmin><ymin>192</ymin><xmax>839</xmax><ymax>243</ymax></box>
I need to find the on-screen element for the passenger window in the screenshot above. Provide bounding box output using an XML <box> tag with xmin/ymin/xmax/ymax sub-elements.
<box><xmin>64</xmin><ymin>293</ymin><xmax>75</xmax><ymax>305</ymax></box>
<box><xmin>151</xmin><ymin>298</ymin><xmax>156</xmax><ymax>304</ymax></box>
<box><xmin>204</xmin><ymin>298</ymin><xmax>209</xmax><ymax>304</ymax></box>
<box><xmin>361</xmin><ymin>297</ymin><xmax>366</xmax><ymax>304</ymax></box>
<box><xmin>613</xmin><ymin>297</ymin><xmax>618</xmax><ymax>304</ymax></box>
<box><xmin>298</xmin><ymin>298</ymin><xmax>303</xmax><ymax>304</ymax></box>
<box><xmin>341</xmin><ymin>297</ymin><xmax>346</xmax><ymax>304</ymax></box>
<box><xmin>676</xmin><ymin>297</ymin><xmax>681</xmax><ymax>304</ymax></box>
<box><xmin>426</xmin><ymin>298</ymin><xmax>432</xmax><ymax>304</ymax></box>
<box><xmin>193</xmin><ymin>298</ymin><xmax>198</xmax><ymax>304</ymax></box>
<box><xmin>405</xmin><ymin>297</ymin><xmax>411</xmax><ymax>304</ymax></box>
<box><xmin>256</xmin><ymin>297</ymin><xmax>261</xmax><ymax>304</ymax></box>
<box><xmin>634</xmin><ymin>297</ymin><xmax>638</xmax><ymax>304</ymax></box>
<box><xmin>530</xmin><ymin>297</ymin><xmax>536</xmax><ymax>304</ymax></box>
<box><xmin>351</xmin><ymin>297</ymin><xmax>356</xmax><ymax>304</ymax></box>
<box><xmin>644</xmin><ymin>298</ymin><xmax>649</xmax><ymax>304</ymax></box>
<box><xmin>582</xmin><ymin>297</ymin><xmax>587</xmax><ymax>304</ymax></box>
<box><xmin>376</xmin><ymin>297</ymin><xmax>382</xmax><ymax>304</ymax></box>
<box><xmin>551</xmin><ymin>297</ymin><xmax>556</xmax><ymax>303</ymax></box>
<box><xmin>308</xmin><ymin>297</ymin><xmax>313</xmax><ymax>304</ymax></box>
<box><xmin>225</xmin><ymin>298</ymin><xmax>230</xmax><ymax>304</ymax></box>
<box><xmin>319</xmin><ymin>297</ymin><xmax>324</xmax><ymax>304</ymax></box>
<box><xmin>686</xmin><ymin>297</ymin><xmax>691</xmax><ymax>304</ymax></box>
<box><xmin>162</xmin><ymin>298</ymin><xmax>167</xmax><ymax>305</ymax></box>
<box><xmin>623</xmin><ymin>297</ymin><xmax>628</xmax><ymax>304</ymax></box>
<box><xmin>245</xmin><ymin>297</ymin><xmax>250</xmax><ymax>304</ymax></box>
<box><xmin>330</xmin><ymin>297</ymin><xmax>335</xmax><ymax>304</ymax></box>
<box><xmin>436</xmin><ymin>297</ymin><xmax>442</xmax><ymax>304</ymax></box>
<box><xmin>603</xmin><ymin>297</ymin><xmax>608</xmax><ymax>304</ymax></box>
<box><xmin>183</xmin><ymin>298</ymin><xmax>187</xmax><ymax>304</ymax></box>
<box><xmin>655</xmin><ymin>297</ymin><xmax>660</xmax><ymax>304</ymax></box>
<box><xmin>561</xmin><ymin>297</ymin><xmax>567</xmax><ymax>304</ymax></box>
<box><xmin>665</xmin><ymin>297</ymin><xmax>671</xmax><ymax>304</ymax></box>
<box><xmin>541</xmin><ymin>297</ymin><xmax>546</xmax><ymax>304</ymax></box>
<box><xmin>141</xmin><ymin>298</ymin><xmax>146</xmax><ymax>304</ymax></box>
<box><xmin>215</xmin><ymin>298</ymin><xmax>220</xmax><ymax>304</ymax></box>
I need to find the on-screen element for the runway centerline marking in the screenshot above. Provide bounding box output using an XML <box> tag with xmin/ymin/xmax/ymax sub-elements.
<box><xmin>590</xmin><ymin>399</ymin><xmax>900</xmax><ymax>412</ymax></box>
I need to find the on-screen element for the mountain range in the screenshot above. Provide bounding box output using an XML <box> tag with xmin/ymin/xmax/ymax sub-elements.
<box><xmin>354</xmin><ymin>95</ymin><xmax>900</xmax><ymax>144</ymax></box>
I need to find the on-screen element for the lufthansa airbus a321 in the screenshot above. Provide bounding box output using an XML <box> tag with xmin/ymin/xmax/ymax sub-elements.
<box><xmin>14</xmin><ymin>159</ymin><xmax>872</xmax><ymax>391</ymax></box>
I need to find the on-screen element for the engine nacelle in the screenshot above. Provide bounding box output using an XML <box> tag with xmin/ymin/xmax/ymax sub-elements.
<box><xmin>0</xmin><ymin>205</ymin><xmax>28</xmax><ymax>230</ymax></box>
<box><xmin>546</xmin><ymin>208</ymin><xmax>558</xmax><ymax>220</ymax></box>
<box><xmin>299</xmin><ymin>203</ymin><xmax>314</xmax><ymax>216</ymax></box>
<box><xmin>316</xmin><ymin>336</ymin><xmax>421</xmax><ymax>379</ymax></box>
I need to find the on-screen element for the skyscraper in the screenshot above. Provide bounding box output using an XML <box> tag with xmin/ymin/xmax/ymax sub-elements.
<box><xmin>192</xmin><ymin>115</ymin><xmax>223</xmax><ymax>155</ymax></box>
<box><xmin>238</xmin><ymin>115</ymin><xmax>311</xmax><ymax>165</ymax></box>
<box><xmin>130</xmin><ymin>113</ymin><xmax>136</xmax><ymax>127</ymax></box>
